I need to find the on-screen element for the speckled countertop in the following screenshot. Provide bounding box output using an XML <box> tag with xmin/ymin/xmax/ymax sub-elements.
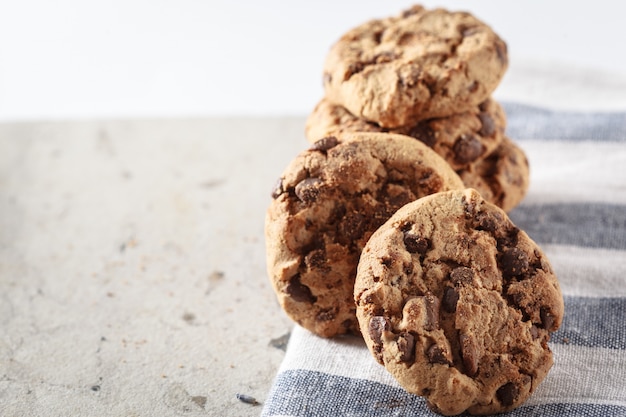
<box><xmin>0</xmin><ymin>116</ymin><xmax>307</xmax><ymax>416</ymax></box>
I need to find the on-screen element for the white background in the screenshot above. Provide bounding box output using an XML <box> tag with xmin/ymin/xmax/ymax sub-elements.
<box><xmin>0</xmin><ymin>0</ymin><xmax>625</xmax><ymax>121</ymax></box>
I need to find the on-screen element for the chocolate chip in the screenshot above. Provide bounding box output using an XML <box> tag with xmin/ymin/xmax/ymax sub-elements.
<box><xmin>500</xmin><ymin>247</ymin><xmax>529</xmax><ymax>277</ymax></box>
<box><xmin>459</xmin><ymin>333</ymin><xmax>479</xmax><ymax>377</ymax></box>
<box><xmin>478</xmin><ymin>112</ymin><xmax>496</xmax><ymax>137</ymax></box>
<box><xmin>453</xmin><ymin>134</ymin><xmax>483</xmax><ymax>164</ymax></box>
<box><xmin>369</xmin><ymin>316</ymin><xmax>389</xmax><ymax>345</ymax></box>
<box><xmin>310</xmin><ymin>136</ymin><xmax>339</xmax><ymax>152</ymax></box>
<box><xmin>403</xmin><ymin>233</ymin><xmax>430</xmax><ymax>254</ymax></box>
<box><xmin>442</xmin><ymin>287</ymin><xmax>459</xmax><ymax>313</ymax></box>
<box><xmin>495</xmin><ymin>41</ymin><xmax>508</xmax><ymax>65</ymax></box>
<box><xmin>496</xmin><ymin>382</ymin><xmax>519</xmax><ymax>406</ymax></box>
<box><xmin>271</xmin><ymin>178</ymin><xmax>284</xmax><ymax>199</ymax></box>
<box><xmin>540</xmin><ymin>307</ymin><xmax>556</xmax><ymax>330</ymax></box>
<box><xmin>397</xmin><ymin>332</ymin><xmax>416</xmax><ymax>363</ymax></box>
<box><xmin>285</xmin><ymin>275</ymin><xmax>316</xmax><ymax>303</ymax></box>
<box><xmin>408</xmin><ymin>122</ymin><xmax>437</xmax><ymax>148</ymax></box>
<box><xmin>450</xmin><ymin>267</ymin><xmax>474</xmax><ymax>285</ymax></box>
<box><xmin>427</xmin><ymin>343</ymin><xmax>450</xmax><ymax>365</ymax></box>
<box><xmin>323</xmin><ymin>72</ymin><xmax>332</xmax><ymax>86</ymax></box>
<box><xmin>294</xmin><ymin>177</ymin><xmax>323</xmax><ymax>204</ymax></box>
<box><xmin>424</xmin><ymin>293</ymin><xmax>440</xmax><ymax>331</ymax></box>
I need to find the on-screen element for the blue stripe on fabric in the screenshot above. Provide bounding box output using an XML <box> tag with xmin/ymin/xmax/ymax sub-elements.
<box><xmin>509</xmin><ymin>203</ymin><xmax>626</xmax><ymax>250</ymax></box>
<box><xmin>553</xmin><ymin>296</ymin><xmax>626</xmax><ymax>349</ymax></box>
<box><xmin>262</xmin><ymin>370</ymin><xmax>626</xmax><ymax>417</ymax></box>
<box><xmin>502</xmin><ymin>102</ymin><xmax>626</xmax><ymax>142</ymax></box>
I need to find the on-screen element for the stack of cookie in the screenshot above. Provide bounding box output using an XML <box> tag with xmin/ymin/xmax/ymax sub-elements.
<box><xmin>265</xmin><ymin>5</ymin><xmax>563</xmax><ymax>415</ymax></box>
<box><xmin>306</xmin><ymin>5</ymin><xmax>528</xmax><ymax>213</ymax></box>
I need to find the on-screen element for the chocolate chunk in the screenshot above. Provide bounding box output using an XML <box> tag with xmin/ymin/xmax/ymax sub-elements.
<box><xmin>338</xmin><ymin>211</ymin><xmax>367</xmax><ymax>243</ymax></box>
<box><xmin>408</xmin><ymin>122</ymin><xmax>437</xmax><ymax>148</ymax></box>
<box><xmin>271</xmin><ymin>178</ymin><xmax>284</xmax><ymax>199</ymax></box>
<box><xmin>453</xmin><ymin>134</ymin><xmax>483</xmax><ymax>164</ymax></box>
<box><xmin>304</xmin><ymin>248</ymin><xmax>327</xmax><ymax>271</ymax></box>
<box><xmin>530</xmin><ymin>325</ymin><xmax>540</xmax><ymax>340</ymax></box>
<box><xmin>403</xmin><ymin>233</ymin><xmax>430</xmax><ymax>254</ymax></box>
<box><xmin>294</xmin><ymin>177</ymin><xmax>323</xmax><ymax>204</ymax></box>
<box><xmin>385</xmin><ymin>189</ymin><xmax>412</xmax><ymax>209</ymax></box>
<box><xmin>500</xmin><ymin>247</ymin><xmax>529</xmax><ymax>277</ymax></box>
<box><xmin>495</xmin><ymin>41</ymin><xmax>508</xmax><ymax>65</ymax></box>
<box><xmin>310</xmin><ymin>136</ymin><xmax>339</xmax><ymax>152</ymax></box>
<box><xmin>316</xmin><ymin>307</ymin><xmax>337</xmax><ymax>322</ymax></box>
<box><xmin>424</xmin><ymin>293</ymin><xmax>440</xmax><ymax>331</ymax></box>
<box><xmin>467</xmin><ymin>81</ymin><xmax>479</xmax><ymax>93</ymax></box>
<box><xmin>496</xmin><ymin>382</ymin><xmax>519</xmax><ymax>406</ymax></box>
<box><xmin>450</xmin><ymin>267</ymin><xmax>474</xmax><ymax>285</ymax></box>
<box><xmin>369</xmin><ymin>316</ymin><xmax>389</xmax><ymax>344</ymax></box>
<box><xmin>381</xmin><ymin>256</ymin><xmax>393</xmax><ymax>269</ymax></box>
<box><xmin>372</xmin><ymin>30</ymin><xmax>383</xmax><ymax>44</ymax></box>
<box><xmin>427</xmin><ymin>343</ymin><xmax>450</xmax><ymax>365</ymax></box>
<box><xmin>397</xmin><ymin>332</ymin><xmax>416</xmax><ymax>363</ymax></box>
<box><xmin>341</xmin><ymin>319</ymin><xmax>354</xmax><ymax>330</ymax></box>
<box><xmin>475</xmin><ymin>211</ymin><xmax>499</xmax><ymax>232</ymax></box>
<box><xmin>540</xmin><ymin>307</ymin><xmax>556</xmax><ymax>330</ymax></box>
<box><xmin>442</xmin><ymin>287</ymin><xmax>459</xmax><ymax>313</ymax></box>
<box><xmin>459</xmin><ymin>333</ymin><xmax>479</xmax><ymax>377</ymax></box>
<box><xmin>478</xmin><ymin>112</ymin><xmax>496</xmax><ymax>137</ymax></box>
<box><xmin>285</xmin><ymin>275</ymin><xmax>316</xmax><ymax>303</ymax></box>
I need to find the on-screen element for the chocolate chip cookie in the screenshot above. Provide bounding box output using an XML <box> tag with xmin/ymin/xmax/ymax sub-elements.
<box><xmin>458</xmin><ymin>137</ymin><xmax>530</xmax><ymax>213</ymax></box>
<box><xmin>305</xmin><ymin>97</ymin><xmax>506</xmax><ymax>171</ymax></box>
<box><xmin>354</xmin><ymin>189</ymin><xmax>563</xmax><ymax>415</ymax></box>
<box><xmin>265</xmin><ymin>132</ymin><xmax>464</xmax><ymax>338</ymax></box>
<box><xmin>322</xmin><ymin>5</ymin><xmax>508</xmax><ymax>128</ymax></box>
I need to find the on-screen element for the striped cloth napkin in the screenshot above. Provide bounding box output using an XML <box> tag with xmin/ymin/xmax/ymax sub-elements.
<box><xmin>261</xmin><ymin>102</ymin><xmax>626</xmax><ymax>417</ymax></box>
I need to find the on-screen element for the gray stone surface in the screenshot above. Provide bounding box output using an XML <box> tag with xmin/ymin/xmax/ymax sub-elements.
<box><xmin>0</xmin><ymin>117</ymin><xmax>306</xmax><ymax>416</ymax></box>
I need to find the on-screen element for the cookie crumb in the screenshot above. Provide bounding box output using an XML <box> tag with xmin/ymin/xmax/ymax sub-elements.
<box><xmin>236</xmin><ymin>393</ymin><xmax>260</xmax><ymax>405</ymax></box>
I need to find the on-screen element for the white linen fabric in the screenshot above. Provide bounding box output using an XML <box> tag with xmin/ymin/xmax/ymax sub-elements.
<box><xmin>261</xmin><ymin>100</ymin><xmax>626</xmax><ymax>417</ymax></box>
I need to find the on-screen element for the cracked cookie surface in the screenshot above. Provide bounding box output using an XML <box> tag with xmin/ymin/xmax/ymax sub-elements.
<box><xmin>354</xmin><ymin>189</ymin><xmax>563</xmax><ymax>415</ymax></box>
<box><xmin>322</xmin><ymin>5</ymin><xmax>508</xmax><ymax>128</ymax></box>
<box><xmin>265</xmin><ymin>132</ymin><xmax>464</xmax><ymax>338</ymax></box>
